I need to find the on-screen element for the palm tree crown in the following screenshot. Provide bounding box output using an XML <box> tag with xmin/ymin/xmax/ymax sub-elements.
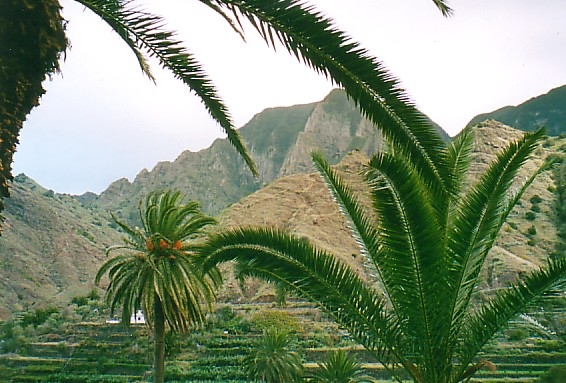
<box><xmin>96</xmin><ymin>189</ymin><xmax>220</xmax><ymax>382</ymax></box>
<box><xmin>244</xmin><ymin>327</ymin><xmax>304</xmax><ymax>383</ymax></box>
<box><xmin>199</xmin><ymin>127</ymin><xmax>566</xmax><ymax>383</ymax></box>
<box><xmin>309</xmin><ymin>349</ymin><xmax>374</xmax><ymax>383</ymax></box>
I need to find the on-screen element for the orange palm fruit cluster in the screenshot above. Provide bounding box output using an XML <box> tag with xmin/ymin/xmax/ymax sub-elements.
<box><xmin>172</xmin><ymin>240</ymin><xmax>182</xmax><ymax>251</ymax></box>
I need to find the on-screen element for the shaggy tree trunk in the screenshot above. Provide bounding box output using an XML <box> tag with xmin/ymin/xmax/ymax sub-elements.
<box><xmin>0</xmin><ymin>0</ymin><xmax>67</xmax><ymax>226</ymax></box>
<box><xmin>153</xmin><ymin>299</ymin><xmax>166</xmax><ymax>383</ymax></box>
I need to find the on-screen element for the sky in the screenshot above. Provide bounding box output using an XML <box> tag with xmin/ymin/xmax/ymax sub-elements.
<box><xmin>12</xmin><ymin>0</ymin><xmax>566</xmax><ymax>195</ymax></box>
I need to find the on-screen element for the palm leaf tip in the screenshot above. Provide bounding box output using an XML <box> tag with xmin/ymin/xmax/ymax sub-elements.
<box><xmin>432</xmin><ymin>0</ymin><xmax>453</xmax><ymax>16</ymax></box>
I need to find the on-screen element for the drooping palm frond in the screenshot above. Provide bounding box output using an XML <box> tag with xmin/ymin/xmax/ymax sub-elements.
<box><xmin>206</xmin><ymin>0</ymin><xmax>447</xmax><ymax>192</ymax></box>
<box><xmin>199</xmin><ymin>227</ymin><xmax>408</xmax><ymax>378</ymax></box>
<box><xmin>432</xmin><ymin>0</ymin><xmax>453</xmax><ymax>16</ymax></box>
<box><xmin>75</xmin><ymin>0</ymin><xmax>258</xmax><ymax>176</ymax></box>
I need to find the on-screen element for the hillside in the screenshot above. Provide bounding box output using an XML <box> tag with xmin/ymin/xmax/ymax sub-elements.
<box><xmin>0</xmin><ymin>176</ymin><xmax>120</xmax><ymax>320</ymax></box>
<box><xmin>0</xmin><ymin>91</ymin><xmax>564</xmax><ymax>320</ymax></box>
<box><xmin>467</xmin><ymin>84</ymin><xmax>566</xmax><ymax>136</ymax></box>
<box><xmin>219</xmin><ymin>121</ymin><xmax>565</xmax><ymax>297</ymax></box>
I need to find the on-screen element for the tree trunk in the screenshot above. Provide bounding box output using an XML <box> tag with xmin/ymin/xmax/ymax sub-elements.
<box><xmin>153</xmin><ymin>299</ymin><xmax>166</xmax><ymax>383</ymax></box>
<box><xmin>0</xmin><ymin>0</ymin><xmax>67</xmax><ymax>227</ymax></box>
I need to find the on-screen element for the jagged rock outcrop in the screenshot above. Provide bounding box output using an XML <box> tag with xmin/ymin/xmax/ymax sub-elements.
<box><xmin>93</xmin><ymin>89</ymin><xmax>437</xmax><ymax>221</ymax></box>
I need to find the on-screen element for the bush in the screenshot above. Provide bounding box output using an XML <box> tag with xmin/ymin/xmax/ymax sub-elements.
<box><xmin>250</xmin><ymin>310</ymin><xmax>302</xmax><ymax>334</ymax></box>
<box><xmin>530</xmin><ymin>195</ymin><xmax>543</xmax><ymax>204</ymax></box>
<box><xmin>21</xmin><ymin>307</ymin><xmax>59</xmax><ymax>327</ymax></box>
<box><xmin>526</xmin><ymin>211</ymin><xmax>537</xmax><ymax>221</ymax></box>
<box><xmin>527</xmin><ymin>225</ymin><xmax>538</xmax><ymax>236</ymax></box>
<box><xmin>538</xmin><ymin>365</ymin><xmax>566</xmax><ymax>383</ymax></box>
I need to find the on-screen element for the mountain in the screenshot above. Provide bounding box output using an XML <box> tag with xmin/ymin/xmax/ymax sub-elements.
<box><xmin>91</xmin><ymin>89</ymin><xmax>447</xmax><ymax>222</ymax></box>
<box><xmin>1</xmin><ymin>90</ymin><xmax>563</xmax><ymax>319</ymax></box>
<box><xmin>0</xmin><ymin>175</ymin><xmax>121</xmax><ymax>320</ymax></box>
<box><xmin>467</xmin><ymin>85</ymin><xmax>566</xmax><ymax>136</ymax></box>
<box><xmin>218</xmin><ymin>121</ymin><xmax>565</xmax><ymax>300</ymax></box>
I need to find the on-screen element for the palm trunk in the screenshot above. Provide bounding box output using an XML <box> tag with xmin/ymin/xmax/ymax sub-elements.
<box><xmin>153</xmin><ymin>299</ymin><xmax>166</xmax><ymax>383</ymax></box>
<box><xmin>0</xmin><ymin>0</ymin><xmax>67</xmax><ymax>227</ymax></box>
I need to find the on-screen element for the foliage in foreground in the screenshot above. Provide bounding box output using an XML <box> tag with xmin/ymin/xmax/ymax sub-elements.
<box><xmin>200</xmin><ymin>127</ymin><xmax>566</xmax><ymax>383</ymax></box>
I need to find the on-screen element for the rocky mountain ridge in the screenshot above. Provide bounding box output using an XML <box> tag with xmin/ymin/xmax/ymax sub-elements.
<box><xmin>1</xmin><ymin>88</ymin><xmax>564</xmax><ymax>319</ymax></box>
<box><xmin>91</xmin><ymin>90</ymin><xmax>397</xmax><ymax>222</ymax></box>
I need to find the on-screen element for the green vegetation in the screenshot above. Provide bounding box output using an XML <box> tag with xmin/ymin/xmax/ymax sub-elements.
<box><xmin>200</xmin><ymin>127</ymin><xmax>565</xmax><ymax>383</ymax></box>
<box><xmin>309</xmin><ymin>349</ymin><xmax>374</xmax><ymax>383</ymax></box>
<box><xmin>467</xmin><ymin>85</ymin><xmax>566</xmax><ymax>136</ymax></box>
<box><xmin>1</xmin><ymin>301</ymin><xmax>564</xmax><ymax>383</ymax></box>
<box><xmin>96</xmin><ymin>190</ymin><xmax>220</xmax><ymax>383</ymax></box>
<box><xmin>244</xmin><ymin>328</ymin><xmax>304</xmax><ymax>383</ymax></box>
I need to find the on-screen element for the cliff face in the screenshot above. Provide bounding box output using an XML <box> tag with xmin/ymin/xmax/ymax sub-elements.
<box><xmin>92</xmin><ymin>90</ymin><xmax>412</xmax><ymax>221</ymax></box>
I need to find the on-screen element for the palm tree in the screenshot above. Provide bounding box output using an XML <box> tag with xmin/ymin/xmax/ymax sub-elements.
<box><xmin>309</xmin><ymin>349</ymin><xmax>374</xmax><ymax>383</ymax></box>
<box><xmin>95</xmin><ymin>189</ymin><xmax>220</xmax><ymax>383</ymax></box>
<box><xmin>1</xmin><ymin>0</ymin><xmax>451</xmax><ymax>226</ymax></box>
<box><xmin>199</xmin><ymin>126</ymin><xmax>566</xmax><ymax>383</ymax></box>
<box><xmin>244</xmin><ymin>327</ymin><xmax>304</xmax><ymax>383</ymax></box>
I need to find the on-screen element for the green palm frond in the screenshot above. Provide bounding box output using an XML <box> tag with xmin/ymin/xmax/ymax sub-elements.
<box><xmin>200</xmin><ymin>227</ymin><xmax>407</xmax><ymax>374</ymax></box>
<box><xmin>446</xmin><ymin>129</ymin><xmax>546</xmax><ymax>339</ymax></box>
<box><xmin>365</xmin><ymin>152</ymin><xmax>450</xmax><ymax>374</ymax></box>
<box><xmin>455</xmin><ymin>258</ymin><xmax>566</xmax><ymax>380</ymax></box>
<box><xmin>310</xmin><ymin>151</ymin><xmax>381</xmax><ymax>279</ymax></box>
<box><xmin>444</xmin><ymin>127</ymin><xmax>474</xmax><ymax>200</ymax></box>
<box><xmin>75</xmin><ymin>0</ymin><xmax>258</xmax><ymax>176</ymax></box>
<box><xmin>214</xmin><ymin>0</ymin><xmax>446</xmax><ymax>191</ymax></box>
<box><xmin>432</xmin><ymin>0</ymin><xmax>453</xmax><ymax>16</ymax></box>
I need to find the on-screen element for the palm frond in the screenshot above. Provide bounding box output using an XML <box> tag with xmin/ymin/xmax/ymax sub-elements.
<box><xmin>310</xmin><ymin>151</ymin><xmax>383</xmax><ymax>287</ymax></box>
<box><xmin>444</xmin><ymin>127</ymin><xmax>474</xmax><ymax>200</ymax></box>
<box><xmin>75</xmin><ymin>0</ymin><xmax>258</xmax><ymax>175</ymax></box>
<box><xmin>365</xmin><ymin>152</ymin><xmax>449</xmax><ymax>373</ymax></box>
<box><xmin>446</xmin><ymin>129</ymin><xmax>546</xmax><ymax>345</ymax></box>
<box><xmin>455</xmin><ymin>258</ymin><xmax>566</xmax><ymax>380</ymax></box>
<box><xmin>432</xmin><ymin>0</ymin><xmax>453</xmax><ymax>16</ymax></box>
<box><xmin>215</xmin><ymin>0</ymin><xmax>446</xmax><ymax>190</ymax></box>
<box><xmin>199</xmin><ymin>227</ymin><xmax>408</xmax><ymax>375</ymax></box>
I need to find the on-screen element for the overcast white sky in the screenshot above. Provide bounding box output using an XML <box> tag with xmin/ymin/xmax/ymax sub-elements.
<box><xmin>12</xmin><ymin>0</ymin><xmax>566</xmax><ymax>195</ymax></box>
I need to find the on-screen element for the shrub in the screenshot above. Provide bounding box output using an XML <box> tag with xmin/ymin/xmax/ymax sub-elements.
<box><xmin>250</xmin><ymin>309</ymin><xmax>302</xmax><ymax>334</ymax></box>
<box><xmin>530</xmin><ymin>195</ymin><xmax>543</xmax><ymax>204</ymax></box>
<box><xmin>527</xmin><ymin>225</ymin><xmax>538</xmax><ymax>236</ymax></box>
<box><xmin>526</xmin><ymin>211</ymin><xmax>537</xmax><ymax>221</ymax></box>
<box><xmin>538</xmin><ymin>365</ymin><xmax>566</xmax><ymax>383</ymax></box>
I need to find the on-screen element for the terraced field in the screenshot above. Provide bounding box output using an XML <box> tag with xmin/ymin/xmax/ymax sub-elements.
<box><xmin>0</xmin><ymin>303</ymin><xmax>564</xmax><ymax>382</ymax></box>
